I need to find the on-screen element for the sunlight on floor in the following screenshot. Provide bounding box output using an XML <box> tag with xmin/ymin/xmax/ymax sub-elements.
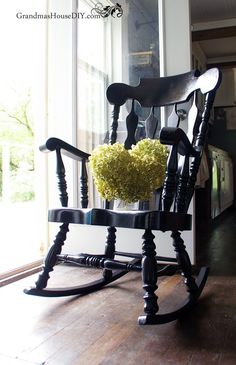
<box><xmin>0</xmin><ymin>202</ymin><xmax>41</xmax><ymax>272</ymax></box>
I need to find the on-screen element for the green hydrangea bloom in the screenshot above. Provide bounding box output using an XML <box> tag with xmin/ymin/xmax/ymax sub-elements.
<box><xmin>89</xmin><ymin>139</ymin><xmax>168</xmax><ymax>203</ymax></box>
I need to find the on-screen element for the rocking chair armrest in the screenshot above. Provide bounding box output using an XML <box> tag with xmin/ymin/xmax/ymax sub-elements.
<box><xmin>159</xmin><ymin>127</ymin><xmax>198</xmax><ymax>157</ymax></box>
<box><xmin>39</xmin><ymin>137</ymin><xmax>90</xmax><ymax>161</ymax></box>
<box><xmin>40</xmin><ymin>138</ymin><xmax>90</xmax><ymax>208</ymax></box>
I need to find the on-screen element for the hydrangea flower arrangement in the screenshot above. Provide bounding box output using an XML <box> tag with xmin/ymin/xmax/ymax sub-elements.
<box><xmin>89</xmin><ymin>138</ymin><xmax>168</xmax><ymax>203</ymax></box>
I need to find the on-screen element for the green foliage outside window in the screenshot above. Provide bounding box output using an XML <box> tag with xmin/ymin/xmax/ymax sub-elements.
<box><xmin>0</xmin><ymin>93</ymin><xmax>35</xmax><ymax>202</ymax></box>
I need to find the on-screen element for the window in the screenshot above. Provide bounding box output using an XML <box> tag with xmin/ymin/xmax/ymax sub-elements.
<box><xmin>0</xmin><ymin>0</ymin><xmax>48</xmax><ymax>280</ymax></box>
<box><xmin>76</xmin><ymin>0</ymin><xmax>160</xmax><ymax>152</ymax></box>
<box><xmin>75</xmin><ymin>0</ymin><xmax>159</xmax><ymax>206</ymax></box>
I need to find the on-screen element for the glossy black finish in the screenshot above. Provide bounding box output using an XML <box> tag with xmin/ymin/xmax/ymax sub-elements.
<box><xmin>25</xmin><ymin>68</ymin><xmax>221</xmax><ymax>325</ymax></box>
<box><xmin>40</xmin><ymin>137</ymin><xmax>90</xmax><ymax>160</ymax></box>
<box><xmin>138</xmin><ymin>267</ymin><xmax>209</xmax><ymax>324</ymax></box>
<box><xmin>24</xmin><ymin>268</ymin><xmax>132</xmax><ymax>297</ymax></box>
<box><xmin>106</xmin><ymin>68</ymin><xmax>220</xmax><ymax>107</ymax></box>
<box><xmin>48</xmin><ymin>208</ymin><xmax>192</xmax><ymax>231</ymax></box>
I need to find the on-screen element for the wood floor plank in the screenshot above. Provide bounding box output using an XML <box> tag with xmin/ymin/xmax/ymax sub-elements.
<box><xmin>0</xmin><ymin>354</ymin><xmax>40</xmax><ymax>365</ymax></box>
<box><xmin>1</xmin><ymin>209</ymin><xmax>236</xmax><ymax>365</ymax></box>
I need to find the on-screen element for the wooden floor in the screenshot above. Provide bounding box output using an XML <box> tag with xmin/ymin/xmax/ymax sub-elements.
<box><xmin>1</xmin><ymin>209</ymin><xmax>236</xmax><ymax>365</ymax></box>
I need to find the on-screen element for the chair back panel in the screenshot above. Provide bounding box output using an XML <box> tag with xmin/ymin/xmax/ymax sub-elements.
<box><xmin>106</xmin><ymin>68</ymin><xmax>221</xmax><ymax>214</ymax></box>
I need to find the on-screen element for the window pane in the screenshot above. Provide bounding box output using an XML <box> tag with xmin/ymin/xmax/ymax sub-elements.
<box><xmin>120</xmin><ymin>0</ymin><xmax>160</xmax><ymax>137</ymax></box>
<box><xmin>0</xmin><ymin>0</ymin><xmax>47</xmax><ymax>273</ymax></box>
<box><xmin>78</xmin><ymin>1</ymin><xmax>106</xmax><ymax>72</ymax></box>
<box><xmin>125</xmin><ymin>0</ymin><xmax>160</xmax><ymax>83</ymax></box>
<box><xmin>76</xmin><ymin>0</ymin><xmax>159</xmax><ymax>205</ymax></box>
<box><xmin>77</xmin><ymin>0</ymin><xmax>109</xmax><ymax>153</ymax></box>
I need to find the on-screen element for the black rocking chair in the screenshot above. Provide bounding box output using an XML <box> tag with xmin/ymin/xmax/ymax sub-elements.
<box><xmin>25</xmin><ymin>68</ymin><xmax>221</xmax><ymax>325</ymax></box>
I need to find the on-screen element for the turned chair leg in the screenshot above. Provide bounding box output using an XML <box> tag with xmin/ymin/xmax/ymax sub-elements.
<box><xmin>171</xmin><ymin>230</ymin><xmax>198</xmax><ymax>293</ymax></box>
<box><xmin>35</xmin><ymin>223</ymin><xmax>69</xmax><ymax>289</ymax></box>
<box><xmin>138</xmin><ymin>229</ymin><xmax>159</xmax><ymax>324</ymax></box>
<box><xmin>103</xmin><ymin>226</ymin><xmax>116</xmax><ymax>280</ymax></box>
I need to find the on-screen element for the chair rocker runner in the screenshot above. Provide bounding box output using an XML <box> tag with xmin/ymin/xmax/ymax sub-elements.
<box><xmin>24</xmin><ymin>68</ymin><xmax>221</xmax><ymax>325</ymax></box>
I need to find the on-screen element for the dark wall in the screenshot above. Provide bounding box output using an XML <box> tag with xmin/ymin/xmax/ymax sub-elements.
<box><xmin>208</xmin><ymin>114</ymin><xmax>236</xmax><ymax>206</ymax></box>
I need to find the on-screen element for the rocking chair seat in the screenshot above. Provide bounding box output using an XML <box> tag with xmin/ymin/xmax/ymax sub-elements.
<box><xmin>49</xmin><ymin>207</ymin><xmax>192</xmax><ymax>231</ymax></box>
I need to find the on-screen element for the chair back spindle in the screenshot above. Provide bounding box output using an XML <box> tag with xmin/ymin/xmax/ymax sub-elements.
<box><xmin>109</xmin><ymin>105</ymin><xmax>120</xmax><ymax>145</ymax></box>
<box><xmin>145</xmin><ymin>107</ymin><xmax>159</xmax><ymax>139</ymax></box>
<box><xmin>125</xmin><ymin>100</ymin><xmax>139</xmax><ymax>149</ymax></box>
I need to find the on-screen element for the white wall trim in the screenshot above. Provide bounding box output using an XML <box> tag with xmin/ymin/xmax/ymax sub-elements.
<box><xmin>159</xmin><ymin>0</ymin><xmax>191</xmax><ymax>76</ymax></box>
<box><xmin>72</xmin><ymin>0</ymin><xmax>79</xmax><ymax>207</ymax></box>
